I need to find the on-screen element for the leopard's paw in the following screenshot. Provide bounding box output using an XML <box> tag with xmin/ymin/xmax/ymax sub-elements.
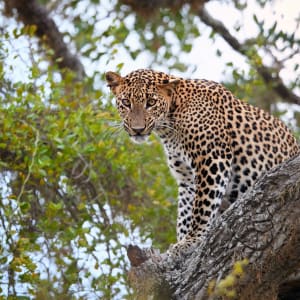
<box><xmin>167</xmin><ymin>237</ymin><xmax>199</xmax><ymax>258</ymax></box>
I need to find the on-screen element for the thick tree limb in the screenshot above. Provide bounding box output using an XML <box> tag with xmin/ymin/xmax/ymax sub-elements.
<box><xmin>120</xmin><ymin>0</ymin><xmax>209</xmax><ymax>17</ymax></box>
<box><xmin>4</xmin><ymin>0</ymin><xmax>85</xmax><ymax>79</ymax></box>
<box><xmin>197</xmin><ymin>7</ymin><xmax>300</xmax><ymax>106</ymax></box>
<box><xmin>127</xmin><ymin>153</ymin><xmax>300</xmax><ymax>299</ymax></box>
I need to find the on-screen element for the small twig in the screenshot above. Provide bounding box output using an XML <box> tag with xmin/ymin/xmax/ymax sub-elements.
<box><xmin>16</xmin><ymin>122</ymin><xmax>40</xmax><ymax>203</ymax></box>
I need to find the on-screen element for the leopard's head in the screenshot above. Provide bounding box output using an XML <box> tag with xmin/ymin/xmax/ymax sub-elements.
<box><xmin>105</xmin><ymin>69</ymin><xmax>180</xmax><ymax>144</ymax></box>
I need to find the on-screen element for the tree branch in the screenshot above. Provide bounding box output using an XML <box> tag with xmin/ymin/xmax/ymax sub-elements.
<box><xmin>127</xmin><ymin>153</ymin><xmax>300</xmax><ymax>299</ymax></box>
<box><xmin>197</xmin><ymin>7</ymin><xmax>300</xmax><ymax>106</ymax></box>
<box><xmin>119</xmin><ymin>0</ymin><xmax>209</xmax><ymax>17</ymax></box>
<box><xmin>4</xmin><ymin>0</ymin><xmax>85</xmax><ymax>79</ymax></box>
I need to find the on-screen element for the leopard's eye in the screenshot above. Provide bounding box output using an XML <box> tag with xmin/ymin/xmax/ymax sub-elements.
<box><xmin>146</xmin><ymin>98</ymin><xmax>156</xmax><ymax>108</ymax></box>
<box><xmin>121</xmin><ymin>98</ymin><xmax>131</xmax><ymax>108</ymax></box>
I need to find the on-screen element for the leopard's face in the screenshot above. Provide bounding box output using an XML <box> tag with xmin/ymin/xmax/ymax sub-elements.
<box><xmin>106</xmin><ymin>70</ymin><xmax>178</xmax><ymax>144</ymax></box>
<box><xmin>116</xmin><ymin>87</ymin><xmax>169</xmax><ymax>143</ymax></box>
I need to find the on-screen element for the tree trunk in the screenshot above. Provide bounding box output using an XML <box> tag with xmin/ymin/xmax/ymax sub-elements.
<box><xmin>127</xmin><ymin>153</ymin><xmax>300</xmax><ymax>300</ymax></box>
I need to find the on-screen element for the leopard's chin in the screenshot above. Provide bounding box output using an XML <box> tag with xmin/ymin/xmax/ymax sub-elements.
<box><xmin>130</xmin><ymin>134</ymin><xmax>150</xmax><ymax>144</ymax></box>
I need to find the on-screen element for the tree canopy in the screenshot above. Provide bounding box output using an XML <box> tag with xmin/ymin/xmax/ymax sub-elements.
<box><xmin>0</xmin><ymin>0</ymin><xmax>299</xmax><ymax>299</ymax></box>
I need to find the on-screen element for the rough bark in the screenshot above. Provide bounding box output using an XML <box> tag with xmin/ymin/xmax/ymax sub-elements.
<box><xmin>4</xmin><ymin>0</ymin><xmax>85</xmax><ymax>79</ymax></box>
<box><xmin>127</xmin><ymin>153</ymin><xmax>300</xmax><ymax>300</ymax></box>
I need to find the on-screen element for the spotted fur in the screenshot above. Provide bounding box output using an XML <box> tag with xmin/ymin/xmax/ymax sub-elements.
<box><xmin>106</xmin><ymin>69</ymin><xmax>300</xmax><ymax>253</ymax></box>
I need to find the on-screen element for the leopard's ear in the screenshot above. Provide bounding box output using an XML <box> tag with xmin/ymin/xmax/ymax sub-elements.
<box><xmin>105</xmin><ymin>71</ymin><xmax>124</xmax><ymax>95</ymax></box>
<box><xmin>157</xmin><ymin>79</ymin><xmax>180</xmax><ymax>99</ymax></box>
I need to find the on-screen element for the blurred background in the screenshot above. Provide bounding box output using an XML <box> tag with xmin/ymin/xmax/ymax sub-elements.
<box><xmin>0</xmin><ymin>0</ymin><xmax>299</xmax><ymax>299</ymax></box>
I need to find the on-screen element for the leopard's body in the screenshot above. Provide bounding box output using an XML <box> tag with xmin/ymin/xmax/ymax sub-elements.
<box><xmin>106</xmin><ymin>69</ymin><xmax>299</xmax><ymax>252</ymax></box>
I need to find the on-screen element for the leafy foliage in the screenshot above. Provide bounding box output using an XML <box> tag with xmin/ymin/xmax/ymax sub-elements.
<box><xmin>0</xmin><ymin>22</ymin><xmax>176</xmax><ymax>299</ymax></box>
<box><xmin>208</xmin><ymin>259</ymin><xmax>249</xmax><ymax>298</ymax></box>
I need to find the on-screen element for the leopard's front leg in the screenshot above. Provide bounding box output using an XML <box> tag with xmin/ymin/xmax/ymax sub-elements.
<box><xmin>169</xmin><ymin>150</ymin><xmax>232</xmax><ymax>256</ymax></box>
<box><xmin>176</xmin><ymin>183</ymin><xmax>195</xmax><ymax>241</ymax></box>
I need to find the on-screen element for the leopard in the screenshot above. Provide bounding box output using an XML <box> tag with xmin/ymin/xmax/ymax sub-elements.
<box><xmin>105</xmin><ymin>69</ymin><xmax>300</xmax><ymax>254</ymax></box>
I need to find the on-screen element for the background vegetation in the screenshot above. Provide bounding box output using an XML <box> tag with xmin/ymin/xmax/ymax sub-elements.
<box><xmin>0</xmin><ymin>0</ymin><xmax>299</xmax><ymax>299</ymax></box>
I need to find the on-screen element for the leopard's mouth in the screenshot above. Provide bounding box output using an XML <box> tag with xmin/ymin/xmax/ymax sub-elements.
<box><xmin>129</xmin><ymin>133</ymin><xmax>150</xmax><ymax>144</ymax></box>
<box><xmin>126</xmin><ymin>123</ymin><xmax>154</xmax><ymax>144</ymax></box>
